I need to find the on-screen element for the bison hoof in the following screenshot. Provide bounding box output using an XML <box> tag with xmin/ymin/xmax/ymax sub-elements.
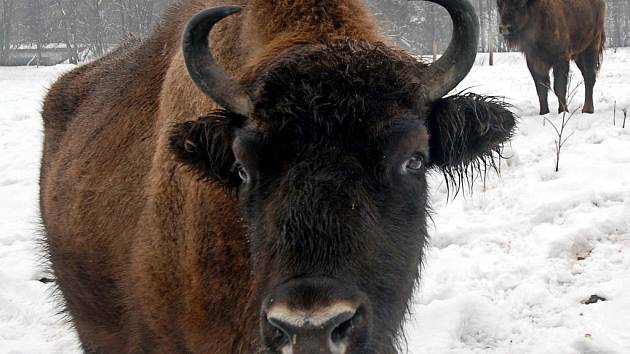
<box><xmin>582</xmin><ymin>106</ymin><xmax>594</xmax><ymax>114</ymax></box>
<box><xmin>539</xmin><ymin>108</ymin><xmax>550</xmax><ymax>115</ymax></box>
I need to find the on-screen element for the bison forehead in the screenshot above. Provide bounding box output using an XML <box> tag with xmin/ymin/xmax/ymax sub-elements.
<box><xmin>248</xmin><ymin>40</ymin><xmax>426</xmax><ymax>135</ymax></box>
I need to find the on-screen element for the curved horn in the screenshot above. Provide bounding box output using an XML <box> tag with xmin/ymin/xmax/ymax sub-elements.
<box><xmin>421</xmin><ymin>0</ymin><xmax>479</xmax><ymax>101</ymax></box>
<box><xmin>182</xmin><ymin>6</ymin><xmax>253</xmax><ymax>117</ymax></box>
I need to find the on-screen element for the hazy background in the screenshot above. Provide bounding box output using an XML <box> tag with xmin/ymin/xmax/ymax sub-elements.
<box><xmin>0</xmin><ymin>0</ymin><xmax>628</xmax><ymax>66</ymax></box>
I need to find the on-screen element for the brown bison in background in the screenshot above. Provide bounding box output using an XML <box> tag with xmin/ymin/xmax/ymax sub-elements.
<box><xmin>497</xmin><ymin>0</ymin><xmax>606</xmax><ymax>115</ymax></box>
<box><xmin>40</xmin><ymin>0</ymin><xmax>515</xmax><ymax>353</ymax></box>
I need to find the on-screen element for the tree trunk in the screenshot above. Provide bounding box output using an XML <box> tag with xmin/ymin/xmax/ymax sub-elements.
<box><xmin>143</xmin><ymin>0</ymin><xmax>155</xmax><ymax>33</ymax></box>
<box><xmin>34</xmin><ymin>0</ymin><xmax>43</xmax><ymax>67</ymax></box>
<box><xmin>613</xmin><ymin>0</ymin><xmax>621</xmax><ymax>48</ymax></box>
<box><xmin>68</xmin><ymin>0</ymin><xmax>79</xmax><ymax>62</ymax></box>
<box><xmin>478</xmin><ymin>0</ymin><xmax>485</xmax><ymax>52</ymax></box>
<box><xmin>118</xmin><ymin>0</ymin><xmax>127</xmax><ymax>38</ymax></box>
<box><xmin>90</xmin><ymin>0</ymin><xmax>105</xmax><ymax>57</ymax></box>
<box><xmin>0</xmin><ymin>0</ymin><xmax>15</xmax><ymax>64</ymax></box>
<box><xmin>57</xmin><ymin>0</ymin><xmax>80</xmax><ymax>64</ymax></box>
<box><xmin>430</xmin><ymin>4</ymin><xmax>436</xmax><ymax>62</ymax></box>
<box><xmin>625</xmin><ymin>0</ymin><xmax>630</xmax><ymax>47</ymax></box>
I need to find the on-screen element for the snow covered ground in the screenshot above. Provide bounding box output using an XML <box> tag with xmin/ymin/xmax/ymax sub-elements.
<box><xmin>0</xmin><ymin>49</ymin><xmax>629</xmax><ymax>353</ymax></box>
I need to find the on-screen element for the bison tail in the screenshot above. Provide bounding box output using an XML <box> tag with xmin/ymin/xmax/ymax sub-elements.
<box><xmin>596</xmin><ymin>31</ymin><xmax>605</xmax><ymax>73</ymax></box>
<box><xmin>595</xmin><ymin>0</ymin><xmax>606</xmax><ymax>73</ymax></box>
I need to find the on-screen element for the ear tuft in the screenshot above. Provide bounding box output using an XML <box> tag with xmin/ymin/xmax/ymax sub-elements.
<box><xmin>427</xmin><ymin>93</ymin><xmax>517</xmax><ymax>194</ymax></box>
<box><xmin>169</xmin><ymin>110</ymin><xmax>245</xmax><ymax>187</ymax></box>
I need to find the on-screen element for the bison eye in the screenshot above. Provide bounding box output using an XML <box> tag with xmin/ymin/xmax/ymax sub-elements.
<box><xmin>236</xmin><ymin>163</ymin><xmax>249</xmax><ymax>183</ymax></box>
<box><xmin>403</xmin><ymin>155</ymin><xmax>424</xmax><ymax>173</ymax></box>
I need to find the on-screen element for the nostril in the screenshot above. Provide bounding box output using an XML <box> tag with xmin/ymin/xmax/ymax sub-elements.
<box><xmin>263</xmin><ymin>315</ymin><xmax>291</xmax><ymax>349</ymax></box>
<box><xmin>329</xmin><ymin>306</ymin><xmax>367</xmax><ymax>346</ymax></box>
<box><xmin>330</xmin><ymin>314</ymin><xmax>355</xmax><ymax>343</ymax></box>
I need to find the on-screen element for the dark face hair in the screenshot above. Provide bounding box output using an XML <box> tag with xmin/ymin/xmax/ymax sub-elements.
<box><xmin>171</xmin><ymin>40</ymin><xmax>515</xmax><ymax>352</ymax></box>
<box><xmin>497</xmin><ymin>0</ymin><xmax>532</xmax><ymax>35</ymax></box>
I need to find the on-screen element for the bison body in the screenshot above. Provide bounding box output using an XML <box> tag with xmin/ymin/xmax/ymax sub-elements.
<box><xmin>40</xmin><ymin>1</ymin><xmax>515</xmax><ymax>353</ymax></box>
<box><xmin>497</xmin><ymin>0</ymin><xmax>606</xmax><ymax>114</ymax></box>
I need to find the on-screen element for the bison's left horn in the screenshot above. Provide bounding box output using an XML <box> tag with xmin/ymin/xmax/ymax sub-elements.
<box><xmin>182</xmin><ymin>6</ymin><xmax>253</xmax><ymax>117</ymax></box>
<box><xmin>421</xmin><ymin>0</ymin><xmax>479</xmax><ymax>101</ymax></box>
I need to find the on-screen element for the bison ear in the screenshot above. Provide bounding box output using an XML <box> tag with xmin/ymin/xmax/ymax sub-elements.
<box><xmin>426</xmin><ymin>93</ymin><xmax>516</xmax><ymax>170</ymax></box>
<box><xmin>169</xmin><ymin>110</ymin><xmax>245</xmax><ymax>187</ymax></box>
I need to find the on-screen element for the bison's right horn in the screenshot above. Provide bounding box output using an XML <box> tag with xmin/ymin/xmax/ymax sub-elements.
<box><xmin>182</xmin><ymin>6</ymin><xmax>253</xmax><ymax>117</ymax></box>
<box><xmin>421</xmin><ymin>0</ymin><xmax>479</xmax><ymax>102</ymax></box>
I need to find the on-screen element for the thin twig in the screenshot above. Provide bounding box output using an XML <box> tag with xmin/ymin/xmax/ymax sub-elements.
<box><xmin>543</xmin><ymin>75</ymin><xmax>581</xmax><ymax>172</ymax></box>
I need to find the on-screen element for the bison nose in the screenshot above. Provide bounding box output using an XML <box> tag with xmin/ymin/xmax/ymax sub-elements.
<box><xmin>262</xmin><ymin>302</ymin><xmax>366</xmax><ymax>354</ymax></box>
<box><xmin>260</xmin><ymin>277</ymin><xmax>371</xmax><ymax>353</ymax></box>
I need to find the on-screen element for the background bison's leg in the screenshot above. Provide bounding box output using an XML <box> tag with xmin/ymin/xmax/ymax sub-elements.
<box><xmin>526</xmin><ymin>56</ymin><xmax>551</xmax><ymax>115</ymax></box>
<box><xmin>552</xmin><ymin>60</ymin><xmax>570</xmax><ymax>113</ymax></box>
<box><xmin>575</xmin><ymin>48</ymin><xmax>598</xmax><ymax>114</ymax></box>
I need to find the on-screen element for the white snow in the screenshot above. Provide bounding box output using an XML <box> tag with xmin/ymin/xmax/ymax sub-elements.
<box><xmin>0</xmin><ymin>64</ymin><xmax>81</xmax><ymax>353</ymax></box>
<box><xmin>1</xmin><ymin>49</ymin><xmax>629</xmax><ymax>353</ymax></box>
<box><xmin>408</xmin><ymin>49</ymin><xmax>630</xmax><ymax>354</ymax></box>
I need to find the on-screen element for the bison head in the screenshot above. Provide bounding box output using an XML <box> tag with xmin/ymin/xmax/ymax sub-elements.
<box><xmin>497</xmin><ymin>0</ymin><xmax>533</xmax><ymax>39</ymax></box>
<box><xmin>170</xmin><ymin>2</ymin><xmax>515</xmax><ymax>354</ymax></box>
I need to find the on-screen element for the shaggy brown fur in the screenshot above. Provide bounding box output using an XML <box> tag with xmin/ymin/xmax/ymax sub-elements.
<box><xmin>497</xmin><ymin>0</ymin><xmax>606</xmax><ymax>114</ymax></box>
<box><xmin>42</xmin><ymin>1</ymin><xmax>378</xmax><ymax>351</ymax></box>
<box><xmin>40</xmin><ymin>1</ymin><xmax>515</xmax><ymax>353</ymax></box>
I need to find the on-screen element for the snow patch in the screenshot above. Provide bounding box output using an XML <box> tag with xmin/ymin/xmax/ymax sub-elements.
<box><xmin>1</xmin><ymin>49</ymin><xmax>630</xmax><ymax>352</ymax></box>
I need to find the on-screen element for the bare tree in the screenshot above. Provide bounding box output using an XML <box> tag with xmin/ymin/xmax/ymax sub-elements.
<box><xmin>477</xmin><ymin>0</ymin><xmax>485</xmax><ymax>51</ymax></box>
<box><xmin>1</xmin><ymin>0</ymin><xmax>628</xmax><ymax>65</ymax></box>
<box><xmin>84</xmin><ymin>0</ymin><xmax>108</xmax><ymax>56</ymax></box>
<box><xmin>612</xmin><ymin>0</ymin><xmax>622</xmax><ymax>48</ymax></box>
<box><xmin>54</xmin><ymin>0</ymin><xmax>80</xmax><ymax>63</ymax></box>
<box><xmin>22</xmin><ymin>0</ymin><xmax>52</xmax><ymax>66</ymax></box>
<box><xmin>622</xmin><ymin>0</ymin><xmax>629</xmax><ymax>46</ymax></box>
<box><xmin>0</xmin><ymin>0</ymin><xmax>15</xmax><ymax>63</ymax></box>
<box><xmin>486</xmin><ymin>0</ymin><xmax>494</xmax><ymax>64</ymax></box>
<box><xmin>544</xmin><ymin>79</ymin><xmax>581</xmax><ymax>172</ymax></box>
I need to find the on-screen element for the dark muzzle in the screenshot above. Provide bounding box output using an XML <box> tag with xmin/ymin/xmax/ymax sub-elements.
<box><xmin>261</xmin><ymin>277</ymin><xmax>372</xmax><ymax>354</ymax></box>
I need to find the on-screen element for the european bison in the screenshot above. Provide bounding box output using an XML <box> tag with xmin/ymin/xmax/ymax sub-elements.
<box><xmin>40</xmin><ymin>0</ymin><xmax>515</xmax><ymax>353</ymax></box>
<box><xmin>497</xmin><ymin>0</ymin><xmax>606</xmax><ymax>114</ymax></box>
